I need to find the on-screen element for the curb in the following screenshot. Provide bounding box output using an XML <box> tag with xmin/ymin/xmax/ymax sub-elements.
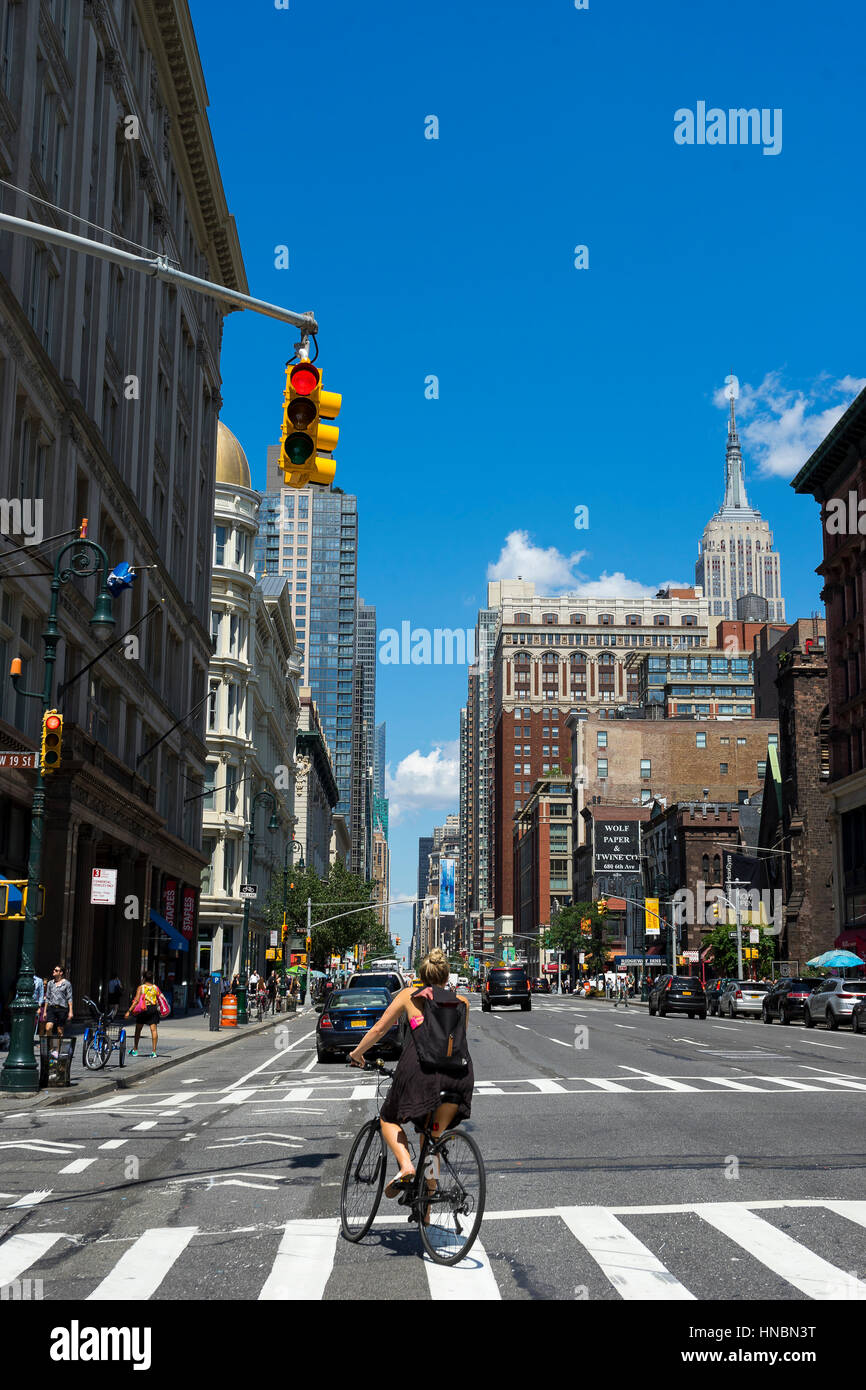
<box><xmin>0</xmin><ymin>1006</ymin><xmax>317</xmax><ymax>1111</ymax></box>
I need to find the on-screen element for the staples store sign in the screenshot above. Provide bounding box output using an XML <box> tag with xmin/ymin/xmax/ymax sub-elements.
<box><xmin>593</xmin><ymin>821</ymin><xmax>641</xmax><ymax>875</ymax></box>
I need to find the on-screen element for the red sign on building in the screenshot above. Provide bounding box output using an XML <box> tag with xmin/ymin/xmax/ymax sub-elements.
<box><xmin>163</xmin><ymin>879</ymin><xmax>177</xmax><ymax>925</ymax></box>
<box><xmin>181</xmin><ymin>886</ymin><xmax>196</xmax><ymax>940</ymax></box>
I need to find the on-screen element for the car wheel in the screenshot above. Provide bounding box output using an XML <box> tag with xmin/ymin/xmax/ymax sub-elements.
<box><xmin>481</xmin><ymin>1002</ymin><xmax>490</xmax><ymax>1013</ymax></box>
<box><xmin>658</xmin><ymin>1004</ymin><xmax>667</xmax><ymax>1018</ymax></box>
<box><xmin>648</xmin><ymin>1001</ymin><xmax>656</xmax><ymax>1016</ymax></box>
<box><xmin>316</xmin><ymin>1044</ymin><xmax>330</xmax><ymax>1062</ymax></box>
<box><xmin>803</xmin><ymin>1006</ymin><xmax>814</xmax><ymax>1028</ymax></box>
<box><xmin>522</xmin><ymin>1000</ymin><xmax>531</xmax><ymax>1011</ymax></box>
<box><xmin>729</xmin><ymin>1003</ymin><xmax>737</xmax><ymax>1019</ymax></box>
<box><xmin>826</xmin><ymin>1007</ymin><xmax>839</xmax><ymax>1031</ymax></box>
<box><xmin>688</xmin><ymin>1012</ymin><xmax>695</xmax><ymax>1019</ymax></box>
<box><xmin>698</xmin><ymin>1011</ymin><xmax>707</xmax><ymax>1021</ymax></box>
<box><xmin>853</xmin><ymin>1012</ymin><xmax>863</xmax><ymax>1035</ymax></box>
<box><xmin>762</xmin><ymin>1005</ymin><xmax>771</xmax><ymax>1024</ymax></box>
<box><xmin>780</xmin><ymin>1007</ymin><xmax>790</xmax><ymax>1026</ymax></box>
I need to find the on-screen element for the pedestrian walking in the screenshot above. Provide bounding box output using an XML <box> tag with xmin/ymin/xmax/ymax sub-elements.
<box><xmin>125</xmin><ymin>971</ymin><xmax>167</xmax><ymax>1058</ymax></box>
<box><xmin>44</xmin><ymin>964</ymin><xmax>73</xmax><ymax>1054</ymax></box>
<box><xmin>266</xmin><ymin>972</ymin><xmax>277</xmax><ymax>1014</ymax></box>
<box><xmin>107</xmin><ymin>970</ymin><xmax>123</xmax><ymax>1009</ymax></box>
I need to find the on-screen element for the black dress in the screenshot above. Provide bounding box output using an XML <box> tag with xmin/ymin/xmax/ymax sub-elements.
<box><xmin>379</xmin><ymin>990</ymin><xmax>474</xmax><ymax>1128</ymax></box>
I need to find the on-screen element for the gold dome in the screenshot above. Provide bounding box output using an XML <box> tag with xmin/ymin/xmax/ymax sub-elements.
<box><xmin>216</xmin><ymin>421</ymin><xmax>251</xmax><ymax>488</ymax></box>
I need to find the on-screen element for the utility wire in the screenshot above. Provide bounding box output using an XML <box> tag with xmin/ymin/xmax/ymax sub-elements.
<box><xmin>0</xmin><ymin>176</ymin><xmax>179</xmax><ymax>263</ymax></box>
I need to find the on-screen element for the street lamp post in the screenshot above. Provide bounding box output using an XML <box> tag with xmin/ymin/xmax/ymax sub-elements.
<box><xmin>237</xmin><ymin>791</ymin><xmax>279</xmax><ymax>1024</ymax></box>
<box><xmin>1</xmin><ymin>537</ymin><xmax>117</xmax><ymax>1093</ymax></box>
<box><xmin>282</xmin><ymin>837</ymin><xmax>304</xmax><ymax>992</ymax></box>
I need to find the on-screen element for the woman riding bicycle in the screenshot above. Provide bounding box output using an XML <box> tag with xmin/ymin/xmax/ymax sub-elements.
<box><xmin>349</xmin><ymin>948</ymin><xmax>474</xmax><ymax>1198</ymax></box>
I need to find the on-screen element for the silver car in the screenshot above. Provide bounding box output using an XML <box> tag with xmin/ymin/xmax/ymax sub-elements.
<box><xmin>719</xmin><ymin>979</ymin><xmax>769</xmax><ymax>1019</ymax></box>
<box><xmin>804</xmin><ymin>977</ymin><xmax>866</xmax><ymax>1030</ymax></box>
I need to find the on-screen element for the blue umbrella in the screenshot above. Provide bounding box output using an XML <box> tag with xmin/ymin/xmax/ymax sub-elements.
<box><xmin>816</xmin><ymin>950</ymin><xmax>864</xmax><ymax>969</ymax></box>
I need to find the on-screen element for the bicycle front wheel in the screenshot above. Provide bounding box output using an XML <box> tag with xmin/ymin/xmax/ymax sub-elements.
<box><xmin>84</xmin><ymin>1033</ymin><xmax>111</xmax><ymax>1070</ymax></box>
<box><xmin>340</xmin><ymin>1119</ymin><xmax>386</xmax><ymax>1242</ymax></box>
<box><xmin>418</xmin><ymin>1127</ymin><xmax>486</xmax><ymax>1266</ymax></box>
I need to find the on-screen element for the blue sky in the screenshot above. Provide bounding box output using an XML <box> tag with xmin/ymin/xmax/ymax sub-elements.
<box><xmin>189</xmin><ymin>0</ymin><xmax>865</xmax><ymax>957</ymax></box>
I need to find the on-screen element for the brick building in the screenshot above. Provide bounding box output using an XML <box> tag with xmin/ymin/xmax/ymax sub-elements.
<box><xmin>642</xmin><ymin>801</ymin><xmax>743</xmax><ymax>960</ymax></box>
<box><xmin>512</xmin><ymin>775</ymin><xmax>572</xmax><ymax>974</ymax></box>
<box><xmin>793</xmin><ymin>386</ymin><xmax>866</xmax><ymax>960</ymax></box>
<box><xmin>756</xmin><ymin>633</ymin><xmax>834</xmax><ymax>967</ymax></box>
<box><xmin>754</xmin><ymin>618</ymin><xmax>826</xmax><ymax>720</ymax></box>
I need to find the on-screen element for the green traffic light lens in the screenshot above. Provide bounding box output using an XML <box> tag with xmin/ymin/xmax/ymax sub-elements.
<box><xmin>286</xmin><ymin>433</ymin><xmax>314</xmax><ymax>466</ymax></box>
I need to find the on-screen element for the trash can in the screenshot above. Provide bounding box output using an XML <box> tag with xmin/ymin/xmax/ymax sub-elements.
<box><xmin>39</xmin><ymin>1035</ymin><xmax>76</xmax><ymax>1088</ymax></box>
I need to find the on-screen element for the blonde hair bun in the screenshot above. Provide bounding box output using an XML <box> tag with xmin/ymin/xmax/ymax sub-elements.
<box><xmin>419</xmin><ymin>948</ymin><xmax>450</xmax><ymax>986</ymax></box>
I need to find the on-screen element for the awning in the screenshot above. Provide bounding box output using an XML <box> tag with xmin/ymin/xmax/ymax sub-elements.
<box><xmin>149</xmin><ymin>908</ymin><xmax>189</xmax><ymax>952</ymax></box>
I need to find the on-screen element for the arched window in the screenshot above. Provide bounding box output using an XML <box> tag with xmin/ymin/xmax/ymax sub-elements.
<box><xmin>817</xmin><ymin>705</ymin><xmax>830</xmax><ymax>780</ymax></box>
<box><xmin>625</xmin><ymin>614</ymin><xmax>641</xmax><ymax>626</ymax></box>
<box><xmin>681</xmin><ymin>614</ymin><xmax>697</xmax><ymax>626</ymax></box>
<box><xmin>713</xmin><ymin>855</ymin><xmax>721</xmax><ymax>882</ymax></box>
<box><xmin>542</xmin><ymin>612</ymin><xmax>558</xmax><ymax>625</ymax></box>
<box><xmin>514</xmin><ymin>611</ymin><xmax>531</xmax><ymax>625</ymax></box>
<box><xmin>654</xmin><ymin>614</ymin><xmax>670</xmax><ymax>626</ymax></box>
<box><xmin>570</xmin><ymin>613</ymin><xmax>586</xmax><ymax>625</ymax></box>
<box><xmin>600</xmin><ymin>612</ymin><xmax>614</xmax><ymax>626</ymax></box>
<box><xmin>701</xmin><ymin>854</ymin><xmax>709</xmax><ymax>880</ymax></box>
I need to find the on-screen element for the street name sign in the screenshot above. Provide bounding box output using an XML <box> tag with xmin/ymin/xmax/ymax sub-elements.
<box><xmin>0</xmin><ymin>751</ymin><xmax>38</xmax><ymax>769</ymax></box>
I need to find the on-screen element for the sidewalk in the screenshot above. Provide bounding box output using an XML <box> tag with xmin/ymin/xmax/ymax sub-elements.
<box><xmin>0</xmin><ymin>1003</ymin><xmax>318</xmax><ymax>1114</ymax></box>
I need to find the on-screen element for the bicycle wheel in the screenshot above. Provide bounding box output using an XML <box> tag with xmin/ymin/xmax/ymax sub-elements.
<box><xmin>418</xmin><ymin>1127</ymin><xmax>486</xmax><ymax>1266</ymax></box>
<box><xmin>340</xmin><ymin>1119</ymin><xmax>386</xmax><ymax>1242</ymax></box>
<box><xmin>84</xmin><ymin>1031</ymin><xmax>111</xmax><ymax>1070</ymax></box>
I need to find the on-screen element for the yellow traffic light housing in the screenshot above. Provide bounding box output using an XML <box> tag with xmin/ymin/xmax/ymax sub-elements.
<box><xmin>279</xmin><ymin>361</ymin><xmax>341</xmax><ymax>489</ymax></box>
<box><xmin>41</xmin><ymin>709</ymin><xmax>63</xmax><ymax>774</ymax></box>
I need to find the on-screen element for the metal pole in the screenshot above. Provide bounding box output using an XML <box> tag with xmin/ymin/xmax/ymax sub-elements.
<box><xmin>237</xmin><ymin>825</ymin><xmax>254</xmax><ymax>1025</ymax></box>
<box><xmin>304</xmin><ymin>896</ymin><xmax>312</xmax><ymax>1004</ymax></box>
<box><xmin>0</xmin><ymin>212</ymin><xmax>318</xmax><ymax>332</ymax></box>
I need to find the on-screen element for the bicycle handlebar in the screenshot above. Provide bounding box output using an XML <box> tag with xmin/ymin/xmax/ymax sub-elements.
<box><xmin>346</xmin><ymin>1059</ymin><xmax>395</xmax><ymax>1078</ymax></box>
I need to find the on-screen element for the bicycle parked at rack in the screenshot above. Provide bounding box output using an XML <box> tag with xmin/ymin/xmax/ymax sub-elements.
<box><xmin>340</xmin><ymin>1059</ymin><xmax>485</xmax><ymax>1266</ymax></box>
<box><xmin>81</xmin><ymin>996</ymin><xmax>127</xmax><ymax>1071</ymax></box>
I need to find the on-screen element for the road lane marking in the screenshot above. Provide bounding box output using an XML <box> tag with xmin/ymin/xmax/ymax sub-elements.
<box><xmin>424</xmin><ymin>1239</ymin><xmax>500</xmax><ymax>1300</ymax></box>
<box><xmin>753</xmin><ymin>1077</ymin><xmax>825</xmax><ymax>1091</ymax></box>
<box><xmin>6</xmin><ymin>1190</ymin><xmax>53</xmax><ymax>1208</ymax></box>
<box><xmin>530</xmin><ymin>1079</ymin><xmax>567</xmax><ymax>1093</ymax></box>
<box><xmin>794</xmin><ymin>1074</ymin><xmax>866</xmax><ymax>1090</ymax></box>
<box><xmin>98</xmin><ymin>1140</ymin><xmax>127</xmax><ymax>1150</ymax></box>
<box><xmin>59</xmin><ymin>1157</ymin><xmax>98</xmax><ymax>1174</ymax></box>
<box><xmin>618</xmin><ymin>1068</ymin><xmax>698</xmax><ymax>1091</ymax></box>
<box><xmin>131</xmin><ymin>1121</ymin><xmax>158</xmax><ymax>1131</ymax></box>
<box><xmin>546</xmin><ymin>1037</ymin><xmax>572</xmax><ymax>1048</ymax></box>
<box><xmin>301</xmin><ymin>1055</ymin><xmax>318</xmax><ymax>1072</ymax></box>
<box><xmin>224</xmin><ymin>1089</ymin><xmax>258</xmax><ymax>1105</ymax></box>
<box><xmin>259</xmin><ymin>1219</ymin><xmax>340</xmax><ymax>1300</ymax></box>
<box><xmin>559</xmin><ymin>1206</ymin><xmax>695</xmax><ymax>1300</ymax></box>
<box><xmin>701</xmin><ymin>1077</ymin><xmax>765</xmax><ymax>1091</ymax></box>
<box><xmin>88</xmin><ymin>1227</ymin><xmax>197</xmax><ymax>1301</ymax></box>
<box><xmin>224</xmin><ymin>1031</ymin><xmax>316</xmax><ymax>1090</ymax></box>
<box><xmin>584</xmin><ymin>1078</ymin><xmax>631</xmax><ymax>1092</ymax></box>
<box><xmin>696</xmin><ymin>1204</ymin><xmax>866</xmax><ymax>1300</ymax></box>
<box><xmin>0</xmin><ymin>1231</ymin><xmax>63</xmax><ymax>1283</ymax></box>
<box><xmin>613</xmin><ymin>1024</ymin><xmax>637</xmax><ymax>1030</ymax></box>
<box><xmin>284</xmin><ymin>1087</ymin><xmax>314</xmax><ymax>1101</ymax></box>
<box><xmin>514</xmin><ymin>1024</ymin><xmax>530</xmax><ymax>1031</ymax></box>
<box><xmin>800</xmin><ymin>1040</ymin><xmax>845</xmax><ymax>1049</ymax></box>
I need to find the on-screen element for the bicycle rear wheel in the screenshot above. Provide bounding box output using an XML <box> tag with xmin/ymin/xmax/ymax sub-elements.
<box><xmin>84</xmin><ymin>1032</ymin><xmax>111</xmax><ymax>1070</ymax></box>
<box><xmin>340</xmin><ymin>1119</ymin><xmax>386</xmax><ymax>1242</ymax></box>
<box><xmin>418</xmin><ymin>1127</ymin><xmax>486</xmax><ymax>1266</ymax></box>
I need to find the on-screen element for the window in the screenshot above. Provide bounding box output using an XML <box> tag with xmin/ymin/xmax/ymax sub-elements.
<box><xmin>207</xmin><ymin>680</ymin><xmax>218</xmax><ymax>730</ymax></box>
<box><xmin>215</xmin><ymin>526</ymin><xmax>227</xmax><ymax>566</ymax></box>
<box><xmin>226</xmin><ymin>682</ymin><xmax>237</xmax><ymax>734</ymax></box>
<box><xmin>597</xmin><ymin>758</ymin><xmax>608</xmax><ymax>778</ymax></box>
<box><xmin>757</xmin><ymin>760</ymin><xmax>766</xmax><ymax>778</ymax></box>
<box><xmin>542</xmin><ymin>612</ymin><xmax>558</xmax><ymax>625</ymax></box>
<box><xmin>720</xmin><ymin>736</ymin><xmax>730</xmax><ymax>745</ymax></box>
<box><xmin>768</xmin><ymin>734</ymin><xmax>778</xmax><ymax>747</ymax></box>
<box><xmin>654</xmin><ymin>614</ymin><xmax>669</xmax><ymax>626</ymax></box>
<box><xmin>737</xmin><ymin>737</ymin><xmax>746</xmax><ymax>746</ymax></box>
<box><xmin>681</xmin><ymin>614</ymin><xmax>697</xmax><ymax>626</ymax></box>
<box><xmin>702</xmin><ymin>853</ymin><xmax>710</xmax><ymax>879</ymax></box>
<box><xmin>600</xmin><ymin>613</ymin><xmax>614</xmax><ymax>626</ymax></box>
<box><xmin>203</xmin><ymin>765</ymin><xmax>215</xmax><ymax>810</ymax></box>
<box><xmin>696</xmin><ymin>732</ymin><xmax>707</xmax><ymax>748</ymax></box>
<box><xmin>720</xmin><ymin>762</ymin><xmax>728</xmax><ymax>775</ymax></box>
<box><xmin>570</xmin><ymin>613</ymin><xmax>586</xmax><ymax>625</ymax></box>
<box><xmin>1</xmin><ymin>2</ymin><xmax>14</xmax><ymax>96</ymax></box>
<box><xmin>625</xmin><ymin>614</ymin><xmax>641</xmax><ymax>626</ymax></box>
<box><xmin>514</xmin><ymin>611</ymin><xmax>531</xmax><ymax>625</ymax></box>
<box><xmin>222</xmin><ymin>838</ymin><xmax>236</xmax><ymax>896</ymax></box>
<box><xmin>640</xmin><ymin>759</ymin><xmax>651</xmax><ymax>779</ymax></box>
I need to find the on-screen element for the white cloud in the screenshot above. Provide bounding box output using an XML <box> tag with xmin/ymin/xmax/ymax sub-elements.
<box><xmin>714</xmin><ymin>371</ymin><xmax>866</xmax><ymax>479</ymax></box>
<box><xmin>487</xmin><ymin>531</ymin><xmax>587</xmax><ymax>591</ymax></box>
<box><xmin>385</xmin><ymin>741</ymin><xmax>459</xmax><ymax>826</ymax></box>
<box><xmin>486</xmin><ymin>530</ymin><xmax>684</xmax><ymax>600</ymax></box>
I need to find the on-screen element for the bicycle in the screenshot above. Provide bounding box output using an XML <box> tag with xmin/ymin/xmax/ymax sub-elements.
<box><xmin>340</xmin><ymin>1060</ymin><xmax>485</xmax><ymax>1266</ymax></box>
<box><xmin>81</xmin><ymin>996</ymin><xmax>127</xmax><ymax>1071</ymax></box>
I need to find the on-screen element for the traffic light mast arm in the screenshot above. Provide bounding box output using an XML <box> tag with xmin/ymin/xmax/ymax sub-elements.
<box><xmin>0</xmin><ymin>212</ymin><xmax>318</xmax><ymax>333</ymax></box>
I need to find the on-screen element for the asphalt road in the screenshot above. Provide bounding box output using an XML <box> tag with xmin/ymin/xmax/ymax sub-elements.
<box><xmin>1</xmin><ymin>995</ymin><xmax>865</xmax><ymax>1302</ymax></box>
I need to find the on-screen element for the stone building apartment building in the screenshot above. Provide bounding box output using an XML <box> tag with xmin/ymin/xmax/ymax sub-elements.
<box><xmin>0</xmin><ymin>0</ymin><xmax>246</xmax><ymax>1007</ymax></box>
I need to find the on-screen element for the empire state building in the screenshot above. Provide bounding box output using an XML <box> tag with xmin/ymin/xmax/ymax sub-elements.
<box><xmin>695</xmin><ymin>396</ymin><xmax>785</xmax><ymax>621</ymax></box>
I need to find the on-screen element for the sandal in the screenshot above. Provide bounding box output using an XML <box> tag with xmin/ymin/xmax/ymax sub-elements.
<box><xmin>385</xmin><ymin>1172</ymin><xmax>416</xmax><ymax>1198</ymax></box>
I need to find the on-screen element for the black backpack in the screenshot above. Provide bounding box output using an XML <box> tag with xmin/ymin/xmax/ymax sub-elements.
<box><xmin>411</xmin><ymin>988</ymin><xmax>469</xmax><ymax>1074</ymax></box>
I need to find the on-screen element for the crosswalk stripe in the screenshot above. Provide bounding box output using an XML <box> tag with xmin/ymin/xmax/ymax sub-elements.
<box><xmin>696</xmin><ymin>1205</ymin><xmax>866</xmax><ymax>1299</ymax></box>
<box><xmin>700</xmin><ymin>1077</ymin><xmax>765</xmax><ymax>1091</ymax></box>
<box><xmin>530</xmin><ymin>1079</ymin><xmax>567</xmax><ymax>1094</ymax></box>
<box><xmin>584</xmin><ymin>1078</ymin><xmax>631</xmax><ymax>1092</ymax></box>
<box><xmin>59</xmin><ymin>1158</ymin><xmax>98</xmax><ymax>1174</ymax></box>
<box><xmin>621</xmin><ymin>1072</ymin><xmax>698</xmax><ymax>1092</ymax></box>
<box><xmin>87</xmin><ymin>1227</ymin><xmax>197</xmax><ymax>1300</ymax></box>
<box><xmin>559</xmin><ymin>1206</ymin><xmax>696</xmax><ymax>1300</ymax></box>
<box><xmin>825</xmin><ymin>1201</ymin><xmax>866</xmax><ymax>1231</ymax></box>
<box><xmin>754</xmin><ymin>1077</ymin><xmax>828</xmax><ymax>1091</ymax></box>
<box><xmin>259</xmin><ymin>1219</ymin><xmax>341</xmax><ymax>1300</ymax></box>
<box><xmin>0</xmin><ymin>1231</ymin><xmax>63</xmax><ymax>1284</ymax></box>
<box><xmin>424</xmin><ymin>1240</ymin><xmax>500</xmax><ymax>1300</ymax></box>
<box><xmin>802</xmin><ymin>1075</ymin><xmax>866</xmax><ymax>1091</ymax></box>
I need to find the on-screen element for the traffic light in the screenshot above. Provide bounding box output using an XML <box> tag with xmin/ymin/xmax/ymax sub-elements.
<box><xmin>597</xmin><ymin>897</ymin><xmax>608</xmax><ymax>916</ymax></box>
<box><xmin>279</xmin><ymin>361</ymin><xmax>341</xmax><ymax>489</ymax></box>
<box><xmin>395</xmin><ymin>937</ymin><xmax>400</xmax><ymax>946</ymax></box>
<box><xmin>41</xmin><ymin>710</ymin><xmax>63</xmax><ymax>774</ymax></box>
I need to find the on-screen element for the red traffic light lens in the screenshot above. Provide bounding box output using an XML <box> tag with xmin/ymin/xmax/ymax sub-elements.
<box><xmin>45</xmin><ymin>715</ymin><xmax>61</xmax><ymax>731</ymax></box>
<box><xmin>290</xmin><ymin>365</ymin><xmax>319</xmax><ymax>396</ymax></box>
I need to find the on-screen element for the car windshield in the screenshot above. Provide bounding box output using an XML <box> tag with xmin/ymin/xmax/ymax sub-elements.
<box><xmin>328</xmin><ymin>990</ymin><xmax>390</xmax><ymax>1009</ymax></box>
<box><xmin>843</xmin><ymin>982</ymin><xmax>866</xmax><ymax>993</ymax></box>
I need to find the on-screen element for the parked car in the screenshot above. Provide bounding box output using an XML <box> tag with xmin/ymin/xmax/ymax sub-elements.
<box><xmin>852</xmin><ymin>996</ymin><xmax>866</xmax><ymax>1034</ymax></box>
<box><xmin>483</xmin><ymin>965</ymin><xmax>531</xmax><ymax>1011</ymax></box>
<box><xmin>316</xmin><ymin>987</ymin><xmax>402</xmax><ymax>1062</ymax></box>
<box><xmin>346</xmin><ymin>972</ymin><xmax>404</xmax><ymax>996</ymax></box>
<box><xmin>718</xmin><ymin>980</ymin><xmax>769</xmax><ymax>1019</ymax></box>
<box><xmin>804</xmin><ymin>977</ymin><xmax>866</xmax><ymax>1030</ymax></box>
<box><xmin>761</xmin><ymin>978</ymin><xmax>820</xmax><ymax>1025</ymax></box>
<box><xmin>647</xmin><ymin>974</ymin><xmax>707</xmax><ymax>1019</ymax></box>
<box><xmin>706</xmin><ymin>978</ymin><xmax>738</xmax><ymax>1017</ymax></box>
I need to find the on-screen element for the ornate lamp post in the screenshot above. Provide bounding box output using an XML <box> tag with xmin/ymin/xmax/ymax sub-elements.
<box><xmin>237</xmin><ymin>791</ymin><xmax>279</xmax><ymax>1024</ymax></box>
<box><xmin>282</xmin><ymin>837</ymin><xmax>304</xmax><ymax>982</ymax></box>
<box><xmin>1</xmin><ymin>538</ymin><xmax>117</xmax><ymax>1093</ymax></box>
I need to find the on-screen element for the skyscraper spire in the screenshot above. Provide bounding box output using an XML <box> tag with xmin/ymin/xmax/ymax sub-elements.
<box><xmin>723</xmin><ymin>387</ymin><xmax>750</xmax><ymax>510</ymax></box>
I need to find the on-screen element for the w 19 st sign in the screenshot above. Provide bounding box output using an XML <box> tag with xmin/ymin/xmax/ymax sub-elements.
<box><xmin>593</xmin><ymin>821</ymin><xmax>641</xmax><ymax>875</ymax></box>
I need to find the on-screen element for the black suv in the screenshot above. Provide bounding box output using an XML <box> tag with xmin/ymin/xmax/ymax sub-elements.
<box><xmin>483</xmin><ymin>966</ymin><xmax>531</xmax><ymax>1012</ymax></box>
<box><xmin>761</xmin><ymin>978</ymin><xmax>819</xmax><ymax>1026</ymax></box>
<box><xmin>648</xmin><ymin>974</ymin><xmax>707</xmax><ymax>1019</ymax></box>
<box><xmin>706</xmin><ymin>977</ymin><xmax>737</xmax><ymax>1017</ymax></box>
